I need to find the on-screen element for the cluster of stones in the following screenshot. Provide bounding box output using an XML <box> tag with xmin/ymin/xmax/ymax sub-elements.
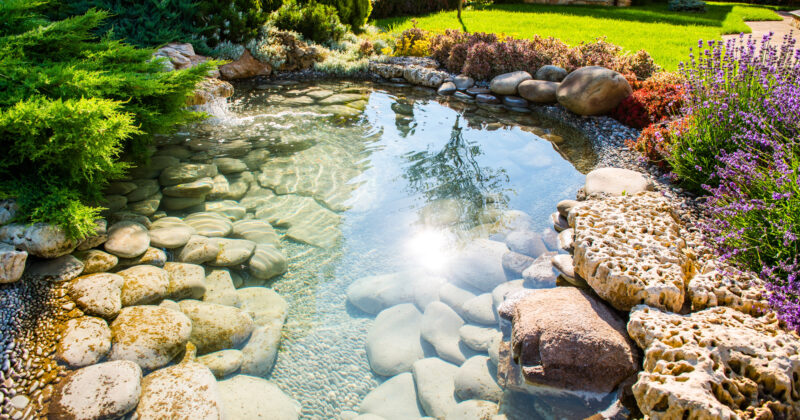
<box><xmin>155</xmin><ymin>43</ymin><xmax>234</xmax><ymax>107</ymax></box>
<box><xmin>501</xmin><ymin>166</ymin><xmax>799</xmax><ymax>419</ymax></box>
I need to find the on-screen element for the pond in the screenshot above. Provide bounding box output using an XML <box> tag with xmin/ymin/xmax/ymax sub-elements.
<box><xmin>142</xmin><ymin>80</ymin><xmax>602</xmax><ymax>419</ymax></box>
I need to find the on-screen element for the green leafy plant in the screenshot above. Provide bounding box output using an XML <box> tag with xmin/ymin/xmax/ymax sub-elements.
<box><xmin>0</xmin><ymin>0</ymin><xmax>212</xmax><ymax>238</ymax></box>
<box><xmin>317</xmin><ymin>0</ymin><xmax>371</xmax><ymax>31</ymax></box>
<box><xmin>668</xmin><ymin>0</ymin><xmax>707</xmax><ymax>12</ymax></box>
<box><xmin>271</xmin><ymin>0</ymin><xmax>347</xmax><ymax>43</ymax></box>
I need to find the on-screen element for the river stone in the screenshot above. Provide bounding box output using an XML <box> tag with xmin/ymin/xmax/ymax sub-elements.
<box><xmin>205</xmin><ymin>200</ymin><xmax>246</xmax><ymax>221</ymax></box>
<box><xmin>556</xmin><ymin>199</ymin><xmax>579</xmax><ymax>218</ymax></box>
<box><xmin>127</xmin><ymin>155</ymin><xmax>180</xmax><ymax>179</ymax></box>
<box><xmin>319</xmin><ymin>93</ymin><xmax>367</xmax><ymax>105</ymax></box>
<box><xmin>179</xmin><ymin>299</ymin><xmax>255</xmax><ymax>354</ymax></box>
<box><xmin>248</xmin><ymin>244</ymin><xmax>288</xmax><ymax>280</ymax></box>
<box><xmin>413</xmin><ymin>275</ymin><xmax>446</xmax><ymax>311</ymax></box>
<box><xmin>198</xmin><ymin>349</ymin><xmax>244</xmax><ymax>378</ymax></box>
<box><xmin>127</xmin><ymin>192</ymin><xmax>161</xmax><ymax>216</ymax></box>
<box><xmin>491</xmin><ymin>279</ymin><xmax>526</xmax><ymax>310</ymax></box>
<box><xmin>475</xmin><ymin>93</ymin><xmax>499</xmax><ymax>104</ymax></box>
<box><xmin>118</xmin><ymin>265</ymin><xmax>169</xmax><ymax>307</ymax></box>
<box><xmin>359</xmin><ymin>372</ymin><xmax>424</xmax><ymax>420</ymax></box>
<box><xmin>106</xmin><ymin>181</ymin><xmax>138</xmax><ymax>195</ymax></box>
<box><xmin>551</xmin><ymin>211</ymin><xmax>569</xmax><ymax>232</ymax></box>
<box><xmin>584</xmin><ymin>167</ymin><xmax>652</xmax><ymax>196</ymax></box>
<box><xmin>238</xmin><ymin>287</ymin><xmax>288</xmax><ymax>376</ymax></box>
<box><xmin>254</xmin><ymin>193</ymin><xmax>341</xmax><ymax>248</ymax></box>
<box><xmin>445</xmin><ymin>400</ymin><xmax>498</xmax><ymax>420</ymax></box>
<box><xmin>366</xmin><ymin>303</ymin><xmax>424</xmax><ymax>376</ymax></box>
<box><xmin>466</xmin><ymin>87</ymin><xmax>490</xmax><ymax>96</ymax></box>
<box><xmin>148</xmin><ymin>217</ymin><xmax>196</xmax><ymax>248</ymax></box>
<box><xmin>437</xmin><ymin>81</ymin><xmax>457</xmax><ymax>95</ymax></box>
<box><xmin>213</xmin><ymin>157</ymin><xmax>247</xmax><ymax>174</ymax></box>
<box><xmin>412</xmin><ymin>358</ymin><xmax>459</xmax><ymax>418</ymax></box>
<box><xmin>162</xmin><ymin>177</ymin><xmax>214</xmax><ymax>198</ymax></box>
<box><xmin>557</xmin><ymin>228</ymin><xmax>574</xmax><ymax>252</ymax></box>
<box><xmin>502</xmin><ymin>96</ymin><xmax>528</xmax><ymax>108</ymax></box>
<box><xmin>521</xmin><ymin>252</ymin><xmax>558</xmax><ymax>287</ymax></box>
<box><xmin>459</xmin><ymin>325</ymin><xmax>501</xmax><ymax>352</ymax></box>
<box><xmin>74</xmin><ymin>249</ymin><xmax>117</xmax><ymax>274</ymax></box>
<box><xmin>107</xmin><ymin>211</ymin><xmax>151</xmax><ymax>229</ymax></box>
<box><xmin>501</xmin><ymin>251</ymin><xmax>534</xmax><ymax>277</ymax></box>
<box><xmin>556</xmin><ymin>66</ymin><xmax>632</xmax><ymax>116</ymax></box>
<box><xmin>49</xmin><ymin>360</ymin><xmax>141</xmax><ymax>420</ymax></box>
<box><xmin>108</xmin><ymin>305</ymin><xmax>192</xmax><ymax>370</ymax></box>
<box><xmin>232</xmin><ymin>219</ymin><xmax>280</xmax><ymax>247</ymax></box>
<box><xmin>535</xmin><ymin>64</ymin><xmax>568</xmax><ymax>82</ymax></box>
<box><xmin>69</xmin><ymin>272</ymin><xmax>124</xmax><ymax>318</ymax></box>
<box><xmin>453</xmin><ymin>75</ymin><xmax>475</xmax><ymax>90</ymax></box>
<box><xmin>159</xmin><ymin>163</ymin><xmax>218</xmax><ymax>186</ymax></box>
<box><xmin>504</xmin><ymin>230</ymin><xmax>547</xmax><ymax>258</ymax></box>
<box><xmin>628</xmin><ymin>305</ymin><xmax>800</xmax><ymax>419</ymax></box>
<box><xmin>449</xmin><ymin>239</ymin><xmax>508</xmax><ymax>292</ymax></box>
<box><xmin>161</xmin><ymin>195</ymin><xmax>207</xmax><ymax>211</ymax></box>
<box><xmin>0</xmin><ymin>243</ymin><xmax>26</xmax><ymax>283</ymax></box>
<box><xmin>75</xmin><ymin>219</ymin><xmax>108</xmax><ymax>251</ymax></box>
<box><xmin>136</xmin><ymin>361</ymin><xmax>223</xmax><ymax>419</ymax></box>
<box><xmin>347</xmin><ymin>272</ymin><xmax>417</xmax><ymax>314</ymax></box>
<box><xmin>203</xmin><ymin>269</ymin><xmax>240</xmax><ymax>307</ymax></box>
<box><xmin>489</xmin><ymin>71</ymin><xmax>532</xmax><ymax>95</ymax></box>
<box><xmin>454</xmin><ymin>355</ymin><xmax>502</xmax><ymax>402</ymax></box>
<box><xmin>421</xmin><ymin>302</ymin><xmax>469</xmax><ymax>365</ymax></box>
<box><xmin>184</xmin><ymin>212</ymin><xmax>233</xmax><ymax>237</ymax></box>
<box><xmin>164</xmin><ymin>262</ymin><xmax>206</xmax><ymax>300</ymax></box>
<box><xmin>104</xmin><ymin>195</ymin><xmax>128</xmax><ymax>211</ymax></box>
<box><xmin>56</xmin><ymin>316</ymin><xmax>112</xmax><ymax>367</ymax></box>
<box><xmin>116</xmin><ymin>247</ymin><xmax>166</xmax><ymax>269</ymax></box>
<box><xmin>177</xmin><ymin>235</ymin><xmax>220</xmax><ymax>264</ymax></box>
<box><xmin>517</xmin><ymin>80</ymin><xmax>558</xmax><ymax>103</ymax></box>
<box><xmin>126</xmin><ymin>179</ymin><xmax>160</xmax><ymax>203</ymax></box>
<box><xmin>105</xmin><ymin>221</ymin><xmax>150</xmax><ymax>258</ymax></box>
<box><xmin>0</xmin><ymin>223</ymin><xmax>78</xmax><ymax>258</ymax></box>
<box><xmin>219</xmin><ymin>375</ymin><xmax>301</xmax><ymax>420</ymax></box>
<box><xmin>462</xmin><ymin>293</ymin><xmax>498</xmax><ymax>326</ymax></box>
<box><xmin>206</xmin><ymin>238</ymin><xmax>256</xmax><ymax>266</ymax></box>
<box><xmin>506</xmin><ymin>287</ymin><xmax>639</xmax><ymax>393</ymax></box>
<box><xmin>439</xmin><ymin>282</ymin><xmax>480</xmax><ymax>317</ymax></box>
<box><xmin>25</xmin><ymin>254</ymin><xmax>84</xmax><ymax>282</ymax></box>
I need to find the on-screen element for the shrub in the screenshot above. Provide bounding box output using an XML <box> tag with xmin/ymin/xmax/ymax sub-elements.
<box><xmin>0</xmin><ymin>1</ymin><xmax>211</xmax><ymax>238</ymax></box>
<box><xmin>370</xmin><ymin>0</ymin><xmax>458</xmax><ymax>20</ymax></box>
<box><xmin>611</xmin><ymin>80</ymin><xmax>685</xmax><ymax>129</ymax></box>
<box><xmin>394</xmin><ymin>25</ymin><xmax>431</xmax><ymax>57</ymax></box>
<box><xmin>616</xmin><ymin>50</ymin><xmax>661</xmax><ymax>81</ymax></box>
<box><xmin>317</xmin><ymin>0</ymin><xmax>371</xmax><ymax>31</ymax></box>
<box><xmin>626</xmin><ymin>118</ymin><xmax>689</xmax><ymax>170</ymax></box>
<box><xmin>669</xmin><ymin>35</ymin><xmax>799</xmax><ymax>328</ymax></box>
<box><xmin>194</xmin><ymin>0</ymin><xmax>280</xmax><ymax>46</ymax></box>
<box><xmin>271</xmin><ymin>0</ymin><xmax>347</xmax><ymax>44</ymax></box>
<box><xmin>668</xmin><ymin>0</ymin><xmax>706</xmax><ymax>12</ymax></box>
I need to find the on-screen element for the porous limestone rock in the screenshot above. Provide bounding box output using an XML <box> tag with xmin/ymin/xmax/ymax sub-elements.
<box><xmin>108</xmin><ymin>305</ymin><xmax>192</xmax><ymax>370</ymax></box>
<box><xmin>136</xmin><ymin>361</ymin><xmax>223</xmax><ymax>419</ymax></box>
<box><xmin>628</xmin><ymin>305</ymin><xmax>800</xmax><ymax>420</ymax></box>
<box><xmin>584</xmin><ymin>167</ymin><xmax>652</xmax><ymax>196</ymax></box>
<box><xmin>569</xmin><ymin>192</ymin><xmax>692</xmax><ymax>312</ymax></box>
<box><xmin>49</xmin><ymin>360</ymin><xmax>141</xmax><ymax>420</ymax></box>
<box><xmin>69</xmin><ymin>272</ymin><xmax>125</xmax><ymax>319</ymax></box>
<box><xmin>687</xmin><ymin>261</ymin><xmax>769</xmax><ymax>317</ymax></box>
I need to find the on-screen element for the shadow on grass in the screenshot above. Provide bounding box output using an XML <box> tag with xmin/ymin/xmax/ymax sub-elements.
<box><xmin>376</xmin><ymin>2</ymin><xmax>737</xmax><ymax>31</ymax></box>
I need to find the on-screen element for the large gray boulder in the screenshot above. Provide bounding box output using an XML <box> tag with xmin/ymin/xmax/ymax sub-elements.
<box><xmin>489</xmin><ymin>71</ymin><xmax>532</xmax><ymax>95</ymax></box>
<box><xmin>556</xmin><ymin>66</ymin><xmax>632</xmax><ymax>116</ymax></box>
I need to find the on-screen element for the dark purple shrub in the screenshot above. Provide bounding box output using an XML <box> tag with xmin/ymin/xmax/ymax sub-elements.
<box><xmin>462</xmin><ymin>42</ymin><xmax>494</xmax><ymax>80</ymax></box>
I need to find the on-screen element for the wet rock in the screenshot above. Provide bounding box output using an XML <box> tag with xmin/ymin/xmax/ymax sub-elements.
<box><xmin>161</xmin><ymin>195</ymin><xmax>206</xmax><ymax>211</ymax></box>
<box><xmin>0</xmin><ymin>243</ymin><xmax>26</xmax><ymax>283</ymax></box>
<box><xmin>359</xmin><ymin>372</ymin><xmax>424</xmax><ymax>420</ymax></box>
<box><xmin>136</xmin><ymin>361</ymin><xmax>223</xmax><ymax>419</ymax></box>
<box><xmin>557</xmin><ymin>228</ymin><xmax>574</xmax><ymax>252</ymax></box>
<box><xmin>449</xmin><ymin>239</ymin><xmax>508</xmax><ymax>292</ymax></box>
<box><xmin>466</xmin><ymin>87</ymin><xmax>490</xmax><ymax>96</ymax></box>
<box><xmin>475</xmin><ymin>93</ymin><xmax>499</xmax><ymax>104</ymax></box>
<box><xmin>164</xmin><ymin>262</ymin><xmax>206</xmax><ymax>300</ymax></box>
<box><xmin>177</xmin><ymin>234</ymin><xmax>220</xmax><ymax>264</ymax></box>
<box><xmin>127</xmin><ymin>191</ymin><xmax>162</xmax><ymax>216</ymax></box>
<box><xmin>70</xmin><ymin>272</ymin><xmax>125</xmax><ymax>318</ymax></box>
<box><xmin>584</xmin><ymin>167</ymin><xmax>652</xmax><ymax>196</ymax></box>
<box><xmin>459</xmin><ymin>325</ymin><xmax>501</xmax><ymax>353</ymax></box>
<box><xmin>521</xmin><ymin>252</ymin><xmax>558</xmax><ymax>287</ymax></box>
<box><xmin>501</xmin><ymin>251</ymin><xmax>534</xmax><ymax>277</ymax></box>
<box><xmin>550</xmin><ymin>254</ymin><xmax>575</xmax><ymax>279</ymax></box>
<box><xmin>237</xmin><ymin>287</ymin><xmax>288</xmax><ymax>376</ymax></box>
<box><xmin>178</xmin><ymin>299</ymin><xmax>255</xmax><ymax>354</ymax></box>
<box><xmin>49</xmin><ymin>360</ymin><xmax>141</xmax><ymax>420</ymax></box>
<box><xmin>76</xmin><ymin>218</ymin><xmax>109</xmax><ymax>250</ymax></box>
<box><xmin>462</xmin><ymin>293</ymin><xmax>498</xmax><ymax>326</ymax></box>
<box><xmin>551</xmin><ymin>211</ymin><xmax>569</xmax><ymax>232</ymax></box>
<box><xmin>203</xmin><ymin>269</ymin><xmax>241</xmax><ymax>307</ymax></box>
<box><xmin>454</xmin><ymin>355</ymin><xmax>502</xmax><ymax>402</ymax></box>
<box><xmin>421</xmin><ymin>302</ymin><xmax>470</xmax><ymax>365</ymax></box>
<box><xmin>347</xmin><ymin>272</ymin><xmax>417</xmax><ymax>314</ymax></box>
<box><xmin>535</xmin><ymin>65</ymin><xmax>568</xmax><ymax>82</ymax></box>
<box><xmin>445</xmin><ymin>400</ymin><xmax>498</xmax><ymax>420</ymax></box>
<box><xmin>453</xmin><ymin>75</ymin><xmax>475</xmax><ymax>90</ymax></box>
<box><xmin>254</xmin><ymin>194</ymin><xmax>341</xmax><ymax>248</ymax></box>
<box><xmin>56</xmin><ymin>316</ymin><xmax>111</xmax><ymax>367</ymax></box>
<box><xmin>126</xmin><ymin>179</ymin><xmax>160</xmax><ymax>202</ymax></box>
<box><xmin>207</xmin><ymin>237</ymin><xmax>256</xmax><ymax>266</ymax></box>
<box><xmin>218</xmin><ymin>375</ymin><xmax>301</xmax><ymax>420</ymax></box>
<box><xmin>248</xmin><ymin>244</ymin><xmax>288</xmax><ymax>280</ymax></box>
<box><xmin>502</xmin><ymin>96</ymin><xmax>528</xmax><ymax>108</ymax></box>
<box><xmin>25</xmin><ymin>254</ymin><xmax>84</xmax><ymax>282</ymax></box>
<box><xmin>118</xmin><ymin>265</ymin><xmax>170</xmax><ymax>306</ymax></box>
<box><xmin>116</xmin><ymin>246</ymin><xmax>166</xmax><ymax>269</ymax></box>
<box><xmin>159</xmin><ymin>163</ymin><xmax>218</xmax><ymax>186</ymax></box>
<box><xmin>74</xmin><ymin>249</ymin><xmax>118</xmax><ymax>274</ymax></box>
<box><xmin>188</xmin><ymin>78</ymin><xmax>234</xmax><ymax>106</ymax></box>
<box><xmin>219</xmin><ymin>48</ymin><xmax>271</xmax><ymax>80</ymax></box>
<box><xmin>628</xmin><ymin>306</ymin><xmax>800</xmax><ymax>419</ymax></box>
<box><xmin>505</xmin><ymin>288</ymin><xmax>639</xmax><ymax>393</ymax></box>
<box><xmin>491</xmin><ymin>279</ymin><xmax>526</xmax><ymax>310</ymax></box>
<box><xmin>412</xmin><ymin>358</ymin><xmax>459</xmax><ymax>418</ymax></box>
<box><xmin>570</xmin><ymin>192</ymin><xmax>689</xmax><ymax>312</ymax></box>
<box><xmin>205</xmin><ymin>199</ymin><xmax>246</xmax><ymax>220</ymax></box>
<box><xmin>439</xmin><ymin>282</ymin><xmax>480</xmax><ymax>317</ymax></box>
<box><xmin>213</xmin><ymin>157</ymin><xmax>248</xmax><ymax>174</ymax></box>
<box><xmin>556</xmin><ymin>66</ymin><xmax>632</xmax><ymax>116</ymax></box>
<box><xmin>504</xmin><ymin>230</ymin><xmax>547</xmax><ymax>258</ymax></box>
<box><xmin>438</xmin><ymin>81</ymin><xmax>457</xmax><ymax>95</ymax></box>
<box><xmin>366</xmin><ymin>303</ymin><xmax>425</xmax><ymax>376</ymax></box>
<box><xmin>0</xmin><ymin>222</ymin><xmax>77</xmax><ymax>258</ymax></box>
<box><xmin>105</xmin><ymin>221</ymin><xmax>150</xmax><ymax>258</ymax></box>
<box><xmin>517</xmin><ymin>80</ymin><xmax>558</xmax><ymax>104</ymax></box>
<box><xmin>232</xmin><ymin>219</ymin><xmax>280</xmax><ymax>247</ymax></box>
<box><xmin>413</xmin><ymin>275</ymin><xmax>446</xmax><ymax>311</ymax></box>
<box><xmin>198</xmin><ymin>349</ymin><xmax>244</xmax><ymax>378</ymax></box>
<box><xmin>108</xmin><ymin>305</ymin><xmax>192</xmax><ymax>370</ymax></box>
<box><xmin>556</xmin><ymin>199</ymin><xmax>579</xmax><ymax>218</ymax></box>
<box><xmin>489</xmin><ymin>71</ymin><xmax>532</xmax><ymax>95</ymax></box>
<box><xmin>184</xmin><ymin>212</ymin><xmax>233</xmax><ymax>237</ymax></box>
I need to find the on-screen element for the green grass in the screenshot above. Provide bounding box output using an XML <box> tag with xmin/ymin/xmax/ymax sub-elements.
<box><xmin>373</xmin><ymin>2</ymin><xmax>784</xmax><ymax>70</ymax></box>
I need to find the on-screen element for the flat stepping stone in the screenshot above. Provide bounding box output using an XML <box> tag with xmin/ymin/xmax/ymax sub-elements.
<box><xmin>49</xmin><ymin>361</ymin><xmax>141</xmax><ymax>420</ymax></box>
<box><xmin>184</xmin><ymin>212</ymin><xmax>233</xmax><ymax>237</ymax></box>
<box><xmin>232</xmin><ymin>219</ymin><xmax>280</xmax><ymax>247</ymax></box>
<box><xmin>148</xmin><ymin>217</ymin><xmax>196</xmax><ymax>249</ymax></box>
<box><xmin>248</xmin><ymin>244</ymin><xmax>288</xmax><ymax>281</ymax></box>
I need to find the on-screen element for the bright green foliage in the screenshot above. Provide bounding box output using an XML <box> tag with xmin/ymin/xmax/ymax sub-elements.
<box><xmin>195</xmin><ymin>0</ymin><xmax>280</xmax><ymax>47</ymax></box>
<box><xmin>0</xmin><ymin>0</ymin><xmax>213</xmax><ymax>238</ymax></box>
<box><xmin>272</xmin><ymin>0</ymin><xmax>347</xmax><ymax>43</ymax></box>
<box><xmin>317</xmin><ymin>0</ymin><xmax>371</xmax><ymax>31</ymax></box>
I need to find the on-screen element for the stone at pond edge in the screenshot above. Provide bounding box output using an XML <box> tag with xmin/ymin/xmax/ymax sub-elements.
<box><xmin>104</xmin><ymin>221</ymin><xmax>150</xmax><ymax>258</ymax></box>
<box><xmin>69</xmin><ymin>272</ymin><xmax>124</xmax><ymax>319</ymax></box>
<box><xmin>412</xmin><ymin>358</ymin><xmax>459</xmax><ymax>419</ymax></box>
<box><xmin>218</xmin><ymin>375</ymin><xmax>301</xmax><ymax>420</ymax></box>
<box><xmin>453</xmin><ymin>75</ymin><xmax>475</xmax><ymax>90</ymax></box>
<box><xmin>164</xmin><ymin>262</ymin><xmax>207</xmax><ymax>300</ymax></box>
<box><xmin>24</xmin><ymin>255</ymin><xmax>83</xmax><ymax>282</ymax></box>
<box><xmin>518</xmin><ymin>80</ymin><xmax>559</xmax><ymax>104</ymax></box>
<box><xmin>108</xmin><ymin>305</ymin><xmax>192</xmax><ymax>370</ymax></box>
<box><xmin>49</xmin><ymin>360</ymin><xmax>141</xmax><ymax>420</ymax></box>
<box><xmin>556</xmin><ymin>66</ymin><xmax>632</xmax><ymax>116</ymax></box>
<box><xmin>446</xmin><ymin>400</ymin><xmax>499</xmax><ymax>420</ymax></box>
<box><xmin>489</xmin><ymin>71</ymin><xmax>532</xmax><ymax>95</ymax></box>
<box><xmin>584</xmin><ymin>167</ymin><xmax>652</xmax><ymax>196</ymax></box>
<box><xmin>366</xmin><ymin>303</ymin><xmax>424</xmax><ymax>377</ymax></box>
<box><xmin>359</xmin><ymin>372</ymin><xmax>424</xmax><ymax>419</ymax></box>
<box><xmin>177</xmin><ymin>235</ymin><xmax>221</xmax><ymax>264</ymax></box>
<box><xmin>56</xmin><ymin>316</ymin><xmax>112</xmax><ymax>368</ymax></box>
<box><xmin>248</xmin><ymin>244</ymin><xmax>288</xmax><ymax>280</ymax></box>
<box><xmin>0</xmin><ymin>243</ymin><xmax>26</xmax><ymax>283</ymax></box>
<box><xmin>136</xmin><ymin>361</ymin><xmax>224</xmax><ymax>419</ymax></box>
<box><xmin>74</xmin><ymin>249</ymin><xmax>118</xmax><ymax>274</ymax></box>
<box><xmin>147</xmin><ymin>217</ymin><xmax>195</xmax><ymax>249</ymax></box>
<box><xmin>219</xmin><ymin>49</ymin><xmax>271</xmax><ymax>80</ymax></box>
<box><xmin>535</xmin><ymin>65</ymin><xmax>568</xmax><ymax>82</ymax></box>
<box><xmin>178</xmin><ymin>299</ymin><xmax>255</xmax><ymax>354</ymax></box>
<box><xmin>198</xmin><ymin>349</ymin><xmax>244</xmax><ymax>378</ymax></box>
<box><xmin>438</xmin><ymin>81</ymin><xmax>457</xmax><ymax>95</ymax></box>
<box><xmin>454</xmin><ymin>355</ymin><xmax>503</xmax><ymax>402</ymax></box>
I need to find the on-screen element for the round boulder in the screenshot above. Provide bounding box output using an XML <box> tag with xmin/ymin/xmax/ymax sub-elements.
<box><xmin>108</xmin><ymin>305</ymin><xmax>192</xmax><ymax>370</ymax></box>
<box><xmin>535</xmin><ymin>65</ymin><xmax>567</xmax><ymax>82</ymax></box>
<box><xmin>49</xmin><ymin>360</ymin><xmax>141</xmax><ymax>420</ymax></box>
<box><xmin>489</xmin><ymin>71</ymin><xmax>532</xmax><ymax>95</ymax></box>
<box><xmin>56</xmin><ymin>316</ymin><xmax>112</xmax><ymax>367</ymax></box>
<box><xmin>178</xmin><ymin>300</ymin><xmax>255</xmax><ymax>354</ymax></box>
<box><xmin>518</xmin><ymin>80</ymin><xmax>558</xmax><ymax>104</ymax></box>
<box><xmin>556</xmin><ymin>66</ymin><xmax>632</xmax><ymax>116</ymax></box>
<box><xmin>105</xmin><ymin>221</ymin><xmax>150</xmax><ymax>258</ymax></box>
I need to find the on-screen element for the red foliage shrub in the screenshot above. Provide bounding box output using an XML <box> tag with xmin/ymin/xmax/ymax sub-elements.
<box><xmin>611</xmin><ymin>77</ymin><xmax>686</xmax><ymax>129</ymax></box>
<box><xmin>627</xmin><ymin>118</ymin><xmax>690</xmax><ymax>170</ymax></box>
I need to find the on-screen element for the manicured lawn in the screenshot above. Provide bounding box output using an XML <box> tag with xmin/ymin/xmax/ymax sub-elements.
<box><xmin>374</xmin><ymin>2</ymin><xmax>784</xmax><ymax>70</ymax></box>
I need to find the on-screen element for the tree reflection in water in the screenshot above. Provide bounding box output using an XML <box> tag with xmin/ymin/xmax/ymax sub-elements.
<box><xmin>403</xmin><ymin>115</ymin><xmax>511</xmax><ymax>230</ymax></box>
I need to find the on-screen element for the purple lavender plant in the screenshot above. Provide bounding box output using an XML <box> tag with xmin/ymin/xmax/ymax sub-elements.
<box><xmin>672</xmin><ymin>33</ymin><xmax>800</xmax><ymax>328</ymax></box>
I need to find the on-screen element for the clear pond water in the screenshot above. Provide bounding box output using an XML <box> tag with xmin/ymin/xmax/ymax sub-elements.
<box><xmin>150</xmin><ymin>80</ymin><xmax>605</xmax><ymax>419</ymax></box>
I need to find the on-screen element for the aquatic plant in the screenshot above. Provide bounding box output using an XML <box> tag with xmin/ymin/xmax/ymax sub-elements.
<box><xmin>669</xmin><ymin>33</ymin><xmax>800</xmax><ymax>328</ymax></box>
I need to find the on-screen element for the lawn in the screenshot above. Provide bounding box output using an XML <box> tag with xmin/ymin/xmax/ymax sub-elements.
<box><xmin>373</xmin><ymin>2</ymin><xmax>784</xmax><ymax>70</ymax></box>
